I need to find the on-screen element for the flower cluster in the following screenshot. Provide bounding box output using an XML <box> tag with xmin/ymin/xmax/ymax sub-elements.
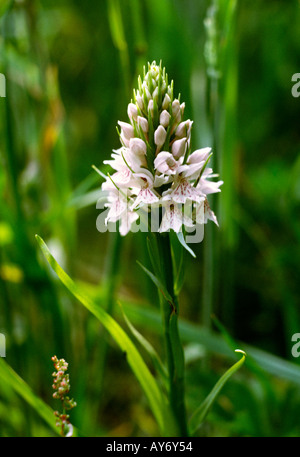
<box><xmin>51</xmin><ymin>355</ymin><xmax>77</xmax><ymax>437</ymax></box>
<box><xmin>101</xmin><ymin>61</ymin><xmax>223</xmax><ymax>237</ymax></box>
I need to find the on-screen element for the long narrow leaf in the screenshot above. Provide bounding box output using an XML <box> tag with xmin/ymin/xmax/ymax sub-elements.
<box><xmin>35</xmin><ymin>234</ymin><xmax>177</xmax><ymax>436</ymax></box>
<box><xmin>188</xmin><ymin>349</ymin><xmax>246</xmax><ymax>436</ymax></box>
<box><xmin>118</xmin><ymin>301</ymin><xmax>168</xmax><ymax>387</ymax></box>
<box><xmin>137</xmin><ymin>260</ymin><xmax>174</xmax><ymax>303</ymax></box>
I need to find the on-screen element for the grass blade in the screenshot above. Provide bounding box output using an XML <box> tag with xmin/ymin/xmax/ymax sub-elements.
<box><xmin>0</xmin><ymin>358</ymin><xmax>59</xmax><ymax>435</ymax></box>
<box><xmin>188</xmin><ymin>349</ymin><xmax>246</xmax><ymax>435</ymax></box>
<box><xmin>119</xmin><ymin>301</ymin><xmax>168</xmax><ymax>387</ymax></box>
<box><xmin>137</xmin><ymin>260</ymin><xmax>174</xmax><ymax>304</ymax></box>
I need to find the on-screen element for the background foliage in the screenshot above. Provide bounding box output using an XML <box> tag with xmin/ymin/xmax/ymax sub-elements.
<box><xmin>0</xmin><ymin>0</ymin><xmax>300</xmax><ymax>437</ymax></box>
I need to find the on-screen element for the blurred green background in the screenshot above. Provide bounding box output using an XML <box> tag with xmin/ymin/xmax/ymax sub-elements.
<box><xmin>1</xmin><ymin>0</ymin><xmax>300</xmax><ymax>437</ymax></box>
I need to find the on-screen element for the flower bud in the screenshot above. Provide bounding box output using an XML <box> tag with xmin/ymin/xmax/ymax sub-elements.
<box><xmin>129</xmin><ymin>138</ymin><xmax>147</xmax><ymax>155</ymax></box>
<box><xmin>153</xmin><ymin>86</ymin><xmax>159</xmax><ymax>102</ymax></box>
<box><xmin>187</xmin><ymin>147</ymin><xmax>211</xmax><ymax>164</ymax></box>
<box><xmin>135</xmin><ymin>91</ymin><xmax>144</xmax><ymax>110</ymax></box>
<box><xmin>162</xmin><ymin>93</ymin><xmax>171</xmax><ymax>110</ymax></box>
<box><xmin>172</xmin><ymin>102</ymin><xmax>185</xmax><ymax>127</ymax></box>
<box><xmin>142</xmin><ymin>82</ymin><xmax>151</xmax><ymax>99</ymax></box>
<box><xmin>172</xmin><ymin>137</ymin><xmax>187</xmax><ymax>159</ymax></box>
<box><xmin>118</xmin><ymin>121</ymin><xmax>134</xmax><ymax>147</ymax></box>
<box><xmin>172</xmin><ymin>99</ymin><xmax>181</xmax><ymax>117</ymax></box>
<box><xmin>127</xmin><ymin>103</ymin><xmax>138</xmax><ymax>121</ymax></box>
<box><xmin>137</xmin><ymin>116</ymin><xmax>148</xmax><ymax>133</ymax></box>
<box><xmin>175</xmin><ymin>120</ymin><xmax>193</xmax><ymax>139</ymax></box>
<box><xmin>160</xmin><ymin>110</ymin><xmax>171</xmax><ymax>128</ymax></box>
<box><xmin>148</xmin><ymin>99</ymin><xmax>154</xmax><ymax>116</ymax></box>
<box><xmin>154</xmin><ymin>125</ymin><xmax>167</xmax><ymax>148</ymax></box>
<box><xmin>118</xmin><ymin>121</ymin><xmax>134</xmax><ymax>140</ymax></box>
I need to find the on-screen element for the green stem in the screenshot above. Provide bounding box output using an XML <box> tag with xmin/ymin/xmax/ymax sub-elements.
<box><xmin>153</xmin><ymin>233</ymin><xmax>188</xmax><ymax>437</ymax></box>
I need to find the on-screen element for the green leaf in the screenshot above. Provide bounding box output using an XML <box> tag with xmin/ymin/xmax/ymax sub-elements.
<box><xmin>107</xmin><ymin>0</ymin><xmax>127</xmax><ymax>51</ymax></box>
<box><xmin>188</xmin><ymin>349</ymin><xmax>247</xmax><ymax>436</ymax></box>
<box><xmin>146</xmin><ymin>235</ymin><xmax>162</xmax><ymax>278</ymax></box>
<box><xmin>0</xmin><ymin>358</ymin><xmax>60</xmax><ymax>435</ymax></box>
<box><xmin>118</xmin><ymin>301</ymin><xmax>168</xmax><ymax>387</ymax></box>
<box><xmin>35</xmin><ymin>235</ymin><xmax>177</xmax><ymax>436</ymax></box>
<box><xmin>137</xmin><ymin>260</ymin><xmax>174</xmax><ymax>303</ymax></box>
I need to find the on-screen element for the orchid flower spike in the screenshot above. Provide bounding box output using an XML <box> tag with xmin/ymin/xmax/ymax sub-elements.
<box><xmin>100</xmin><ymin>61</ymin><xmax>223</xmax><ymax>239</ymax></box>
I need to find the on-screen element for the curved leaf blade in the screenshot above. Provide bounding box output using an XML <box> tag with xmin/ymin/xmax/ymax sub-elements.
<box><xmin>189</xmin><ymin>349</ymin><xmax>247</xmax><ymax>436</ymax></box>
<box><xmin>119</xmin><ymin>301</ymin><xmax>168</xmax><ymax>387</ymax></box>
<box><xmin>137</xmin><ymin>260</ymin><xmax>173</xmax><ymax>303</ymax></box>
